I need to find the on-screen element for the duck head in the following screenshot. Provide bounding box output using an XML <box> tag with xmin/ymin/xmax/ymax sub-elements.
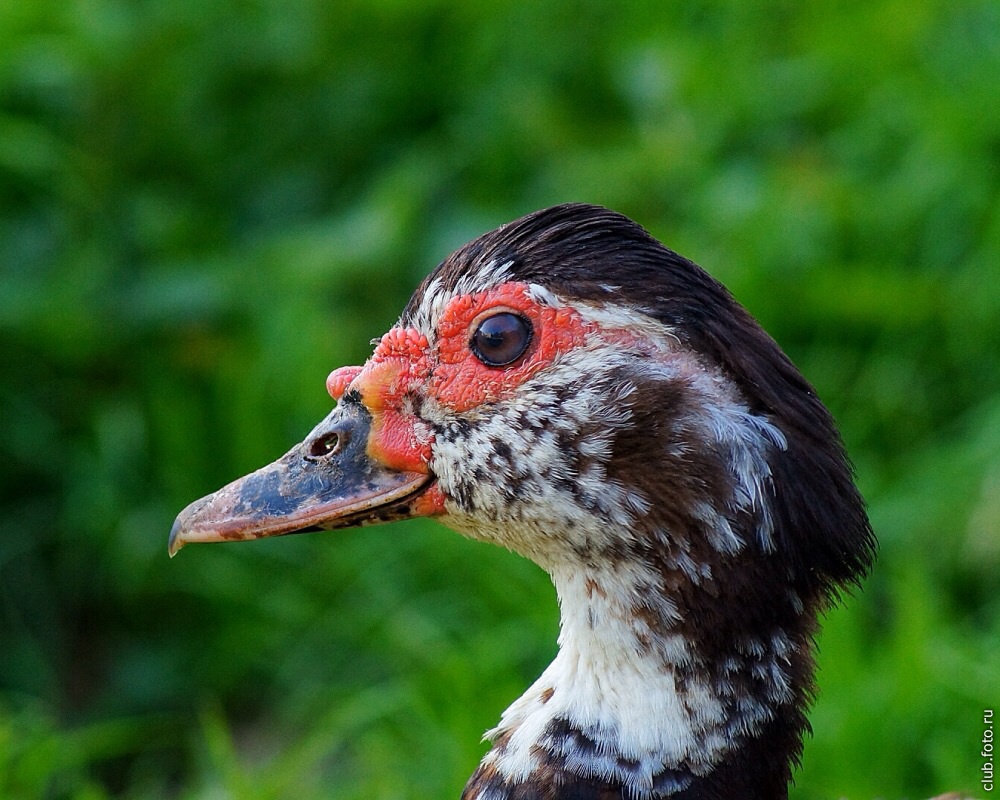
<box><xmin>171</xmin><ymin>203</ymin><xmax>875</xmax><ymax>799</ymax></box>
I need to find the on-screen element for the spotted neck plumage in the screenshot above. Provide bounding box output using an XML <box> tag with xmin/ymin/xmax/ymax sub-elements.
<box><xmin>465</xmin><ymin>560</ymin><xmax>806</xmax><ymax>800</ymax></box>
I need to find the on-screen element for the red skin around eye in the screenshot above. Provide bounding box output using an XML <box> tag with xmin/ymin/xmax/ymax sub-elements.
<box><xmin>431</xmin><ymin>283</ymin><xmax>592</xmax><ymax>412</ymax></box>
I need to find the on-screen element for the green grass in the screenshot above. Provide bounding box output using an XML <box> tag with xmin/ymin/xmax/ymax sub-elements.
<box><xmin>1</xmin><ymin>0</ymin><xmax>997</xmax><ymax>797</ymax></box>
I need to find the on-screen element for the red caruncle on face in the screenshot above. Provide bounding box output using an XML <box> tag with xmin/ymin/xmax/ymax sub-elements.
<box><xmin>324</xmin><ymin>282</ymin><xmax>596</xmax><ymax>477</ymax></box>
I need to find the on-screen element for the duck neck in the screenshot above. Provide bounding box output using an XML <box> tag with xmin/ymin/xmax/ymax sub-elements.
<box><xmin>463</xmin><ymin>558</ymin><xmax>808</xmax><ymax>800</ymax></box>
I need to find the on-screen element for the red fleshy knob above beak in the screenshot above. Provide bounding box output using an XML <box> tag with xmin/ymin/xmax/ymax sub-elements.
<box><xmin>327</xmin><ymin>365</ymin><xmax>364</xmax><ymax>400</ymax></box>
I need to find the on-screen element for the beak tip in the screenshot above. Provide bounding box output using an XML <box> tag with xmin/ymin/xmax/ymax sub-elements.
<box><xmin>168</xmin><ymin>516</ymin><xmax>186</xmax><ymax>558</ymax></box>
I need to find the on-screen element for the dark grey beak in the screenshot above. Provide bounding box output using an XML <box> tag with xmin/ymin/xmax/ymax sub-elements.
<box><xmin>169</xmin><ymin>402</ymin><xmax>434</xmax><ymax>557</ymax></box>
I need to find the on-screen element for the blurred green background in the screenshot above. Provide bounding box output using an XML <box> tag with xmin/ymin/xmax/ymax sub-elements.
<box><xmin>1</xmin><ymin>0</ymin><xmax>997</xmax><ymax>798</ymax></box>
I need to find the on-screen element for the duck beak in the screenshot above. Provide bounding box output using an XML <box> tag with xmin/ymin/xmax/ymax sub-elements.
<box><xmin>168</xmin><ymin>401</ymin><xmax>434</xmax><ymax>557</ymax></box>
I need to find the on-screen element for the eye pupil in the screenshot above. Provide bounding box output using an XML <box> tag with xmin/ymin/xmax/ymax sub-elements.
<box><xmin>471</xmin><ymin>312</ymin><xmax>532</xmax><ymax>367</ymax></box>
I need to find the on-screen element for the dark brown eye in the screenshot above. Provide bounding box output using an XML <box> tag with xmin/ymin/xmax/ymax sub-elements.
<box><xmin>471</xmin><ymin>312</ymin><xmax>533</xmax><ymax>367</ymax></box>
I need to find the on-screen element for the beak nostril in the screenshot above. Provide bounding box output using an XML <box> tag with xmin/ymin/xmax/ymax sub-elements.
<box><xmin>309</xmin><ymin>431</ymin><xmax>345</xmax><ymax>458</ymax></box>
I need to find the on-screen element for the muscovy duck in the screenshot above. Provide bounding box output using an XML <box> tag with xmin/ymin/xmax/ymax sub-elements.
<box><xmin>171</xmin><ymin>203</ymin><xmax>877</xmax><ymax>799</ymax></box>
